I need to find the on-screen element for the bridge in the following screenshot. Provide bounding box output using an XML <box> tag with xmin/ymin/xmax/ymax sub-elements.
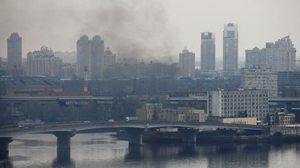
<box><xmin>0</xmin><ymin>121</ymin><xmax>269</xmax><ymax>163</ymax></box>
<box><xmin>1</xmin><ymin>95</ymin><xmax>299</xmax><ymax>103</ymax></box>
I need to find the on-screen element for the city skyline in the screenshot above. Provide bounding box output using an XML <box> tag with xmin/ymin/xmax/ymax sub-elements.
<box><xmin>0</xmin><ymin>0</ymin><xmax>299</xmax><ymax>66</ymax></box>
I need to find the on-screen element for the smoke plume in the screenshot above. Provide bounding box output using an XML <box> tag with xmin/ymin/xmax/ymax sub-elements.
<box><xmin>0</xmin><ymin>0</ymin><xmax>179</xmax><ymax>63</ymax></box>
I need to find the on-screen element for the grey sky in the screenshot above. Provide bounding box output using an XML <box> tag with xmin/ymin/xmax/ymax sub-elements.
<box><xmin>0</xmin><ymin>0</ymin><xmax>299</xmax><ymax>66</ymax></box>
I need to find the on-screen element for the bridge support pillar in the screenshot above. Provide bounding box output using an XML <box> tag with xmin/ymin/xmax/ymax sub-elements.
<box><xmin>178</xmin><ymin>128</ymin><xmax>198</xmax><ymax>143</ymax></box>
<box><xmin>53</xmin><ymin>131</ymin><xmax>75</xmax><ymax>164</ymax></box>
<box><xmin>125</xmin><ymin>128</ymin><xmax>144</xmax><ymax>145</ymax></box>
<box><xmin>0</xmin><ymin>137</ymin><xmax>13</xmax><ymax>160</ymax></box>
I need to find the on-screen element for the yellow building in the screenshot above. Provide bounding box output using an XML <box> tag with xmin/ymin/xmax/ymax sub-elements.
<box><xmin>269</xmin><ymin>112</ymin><xmax>296</xmax><ymax>125</ymax></box>
<box><xmin>207</xmin><ymin>117</ymin><xmax>257</xmax><ymax>125</ymax></box>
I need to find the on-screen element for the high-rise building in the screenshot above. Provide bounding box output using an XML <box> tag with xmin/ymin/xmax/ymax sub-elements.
<box><xmin>207</xmin><ymin>89</ymin><xmax>269</xmax><ymax>121</ymax></box>
<box><xmin>245</xmin><ymin>36</ymin><xmax>296</xmax><ymax>72</ymax></box>
<box><xmin>77</xmin><ymin>35</ymin><xmax>104</xmax><ymax>79</ymax></box>
<box><xmin>7</xmin><ymin>32</ymin><xmax>22</xmax><ymax>74</ymax></box>
<box><xmin>77</xmin><ymin>35</ymin><xmax>91</xmax><ymax>78</ymax></box>
<box><xmin>104</xmin><ymin>47</ymin><xmax>116</xmax><ymax>67</ymax></box>
<box><xmin>201</xmin><ymin>32</ymin><xmax>215</xmax><ymax>72</ymax></box>
<box><xmin>241</xmin><ymin>65</ymin><xmax>277</xmax><ymax>97</ymax></box>
<box><xmin>179</xmin><ymin>47</ymin><xmax>195</xmax><ymax>78</ymax></box>
<box><xmin>27</xmin><ymin>46</ymin><xmax>62</xmax><ymax>77</ymax></box>
<box><xmin>91</xmin><ymin>35</ymin><xmax>104</xmax><ymax>78</ymax></box>
<box><xmin>223</xmin><ymin>23</ymin><xmax>238</xmax><ymax>75</ymax></box>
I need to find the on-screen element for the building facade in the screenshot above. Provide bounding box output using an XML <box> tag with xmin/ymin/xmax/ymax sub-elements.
<box><xmin>136</xmin><ymin>104</ymin><xmax>207</xmax><ymax>122</ymax></box>
<box><xmin>223</xmin><ymin>23</ymin><xmax>238</xmax><ymax>75</ymax></box>
<box><xmin>104</xmin><ymin>47</ymin><xmax>116</xmax><ymax>67</ymax></box>
<box><xmin>27</xmin><ymin>46</ymin><xmax>62</xmax><ymax>77</ymax></box>
<box><xmin>201</xmin><ymin>32</ymin><xmax>215</xmax><ymax>72</ymax></box>
<box><xmin>241</xmin><ymin>65</ymin><xmax>278</xmax><ymax>97</ymax></box>
<box><xmin>179</xmin><ymin>47</ymin><xmax>195</xmax><ymax>78</ymax></box>
<box><xmin>77</xmin><ymin>35</ymin><xmax>104</xmax><ymax>79</ymax></box>
<box><xmin>207</xmin><ymin>89</ymin><xmax>269</xmax><ymax>121</ymax></box>
<box><xmin>7</xmin><ymin>32</ymin><xmax>22</xmax><ymax>74</ymax></box>
<box><xmin>245</xmin><ymin>36</ymin><xmax>297</xmax><ymax>72</ymax></box>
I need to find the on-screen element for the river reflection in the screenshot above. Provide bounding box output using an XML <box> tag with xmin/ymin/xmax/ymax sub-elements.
<box><xmin>5</xmin><ymin>133</ymin><xmax>300</xmax><ymax>168</ymax></box>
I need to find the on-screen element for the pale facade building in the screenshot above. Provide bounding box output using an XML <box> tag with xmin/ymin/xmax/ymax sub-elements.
<box><xmin>7</xmin><ymin>32</ymin><xmax>22</xmax><ymax>74</ymax></box>
<box><xmin>104</xmin><ymin>47</ymin><xmax>116</xmax><ymax>67</ymax></box>
<box><xmin>201</xmin><ymin>32</ymin><xmax>215</xmax><ymax>72</ymax></box>
<box><xmin>245</xmin><ymin>36</ymin><xmax>297</xmax><ymax>72</ymax></box>
<box><xmin>223</xmin><ymin>23</ymin><xmax>238</xmax><ymax>75</ymax></box>
<box><xmin>27</xmin><ymin>46</ymin><xmax>62</xmax><ymax>77</ymax></box>
<box><xmin>241</xmin><ymin>65</ymin><xmax>278</xmax><ymax>97</ymax></box>
<box><xmin>207</xmin><ymin>89</ymin><xmax>269</xmax><ymax>121</ymax></box>
<box><xmin>179</xmin><ymin>47</ymin><xmax>195</xmax><ymax>78</ymax></box>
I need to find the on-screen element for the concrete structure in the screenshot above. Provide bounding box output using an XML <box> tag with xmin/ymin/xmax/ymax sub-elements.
<box><xmin>53</xmin><ymin>131</ymin><xmax>75</xmax><ymax>164</ymax></box>
<box><xmin>0</xmin><ymin>137</ymin><xmax>13</xmax><ymax>160</ymax></box>
<box><xmin>241</xmin><ymin>65</ymin><xmax>278</xmax><ymax>97</ymax></box>
<box><xmin>245</xmin><ymin>36</ymin><xmax>297</xmax><ymax>72</ymax></box>
<box><xmin>207</xmin><ymin>89</ymin><xmax>269</xmax><ymax>121</ymax></box>
<box><xmin>7</xmin><ymin>32</ymin><xmax>22</xmax><ymax>74</ymax></box>
<box><xmin>77</xmin><ymin>35</ymin><xmax>104</xmax><ymax>79</ymax></box>
<box><xmin>223</xmin><ymin>23</ymin><xmax>238</xmax><ymax>75</ymax></box>
<box><xmin>201</xmin><ymin>32</ymin><xmax>215</xmax><ymax>72</ymax></box>
<box><xmin>3</xmin><ymin>77</ymin><xmax>62</xmax><ymax>96</ymax></box>
<box><xmin>104</xmin><ymin>47</ymin><xmax>116</xmax><ymax>67</ymax></box>
<box><xmin>27</xmin><ymin>46</ymin><xmax>62</xmax><ymax>77</ymax></box>
<box><xmin>179</xmin><ymin>47</ymin><xmax>195</xmax><ymax>78</ymax></box>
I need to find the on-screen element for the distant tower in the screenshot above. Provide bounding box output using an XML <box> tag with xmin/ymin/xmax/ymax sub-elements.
<box><xmin>201</xmin><ymin>32</ymin><xmax>215</xmax><ymax>72</ymax></box>
<box><xmin>84</xmin><ymin>66</ymin><xmax>88</xmax><ymax>92</ymax></box>
<box><xmin>91</xmin><ymin>35</ymin><xmax>104</xmax><ymax>78</ymax></box>
<box><xmin>7</xmin><ymin>32</ymin><xmax>22</xmax><ymax>74</ymax></box>
<box><xmin>179</xmin><ymin>47</ymin><xmax>195</xmax><ymax>78</ymax></box>
<box><xmin>77</xmin><ymin>35</ymin><xmax>91</xmax><ymax>78</ymax></box>
<box><xmin>223</xmin><ymin>23</ymin><xmax>238</xmax><ymax>76</ymax></box>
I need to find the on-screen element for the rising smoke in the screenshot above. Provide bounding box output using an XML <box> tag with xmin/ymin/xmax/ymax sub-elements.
<box><xmin>0</xmin><ymin>0</ymin><xmax>179</xmax><ymax>63</ymax></box>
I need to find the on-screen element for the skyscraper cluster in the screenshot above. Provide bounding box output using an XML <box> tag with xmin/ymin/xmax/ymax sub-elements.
<box><xmin>245</xmin><ymin>36</ymin><xmax>296</xmax><ymax>72</ymax></box>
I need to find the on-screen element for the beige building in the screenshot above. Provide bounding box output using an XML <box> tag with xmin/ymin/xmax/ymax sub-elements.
<box><xmin>136</xmin><ymin>104</ymin><xmax>207</xmax><ymax>122</ymax></box>
<box><xmin>27</xmin><ymin>46</ymin><xmax>62</xmax><ymax>77</ymax></box>
<box><xmin>179</xmin><ymin>47</ymin><xmax>195</xmax><ymax>78</ymax></box>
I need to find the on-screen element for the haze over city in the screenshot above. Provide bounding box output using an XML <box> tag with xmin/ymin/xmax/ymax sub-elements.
<box><xmin>0</xmin><ymin>0</ymin><xmax>299</xmax><ymax>66</ymax></box>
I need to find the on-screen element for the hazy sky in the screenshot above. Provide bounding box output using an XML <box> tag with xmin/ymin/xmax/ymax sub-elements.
<box><xmin>0</xmin><ymin>0</ymin><xmax>299</xmax><ymax>67</ymax></box>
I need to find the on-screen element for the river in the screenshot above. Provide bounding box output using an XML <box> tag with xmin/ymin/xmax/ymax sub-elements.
<box><xmin>3</xmin><ymin>132</ymin><xmax>300</xmax><ymax>168</ymax></box>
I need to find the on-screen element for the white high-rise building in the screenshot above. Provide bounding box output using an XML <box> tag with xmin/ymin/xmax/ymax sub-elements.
<box><xmin>223</xmin><ymin>23</ymin><xmax>238</xmax><ymax>76</ymax></box>
<box><xmin>201</xmin><ymin>32</ymin><xmax>215</xmax><ymax>72</ymax></box>
<box><xmin>207</xmin><ymin>89</ymin><xmax>269</xmax><ymax>121</ymax></box>
<box><xmin>241</xmin><ymin>65</ymin><xmax>277</xmax><ymax>97</ymax></box>
<box><xmin>245</xmin><ymin>36</ymin><xmax>297</xmax><ymax>72</ymax></box>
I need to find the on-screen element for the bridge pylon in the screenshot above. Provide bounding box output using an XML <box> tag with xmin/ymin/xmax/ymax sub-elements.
<box><xmin>125</xmin><ymin>128</ymin><xmax>144</xmax><ymax>145</ymax></box>
<box><xmin>178</xmin><ymin>128</ymin><xmax>199</xmax><ymax>143</ymax></box>
<box><xmin>0</xmin><ymin>137</ymin><xmax>13</xmax><ymax>160</ymax></box>
<box><xmin>53</xmin><ymin>131</ymin><xmax>75</xmax><ymax>164</ymax></box>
